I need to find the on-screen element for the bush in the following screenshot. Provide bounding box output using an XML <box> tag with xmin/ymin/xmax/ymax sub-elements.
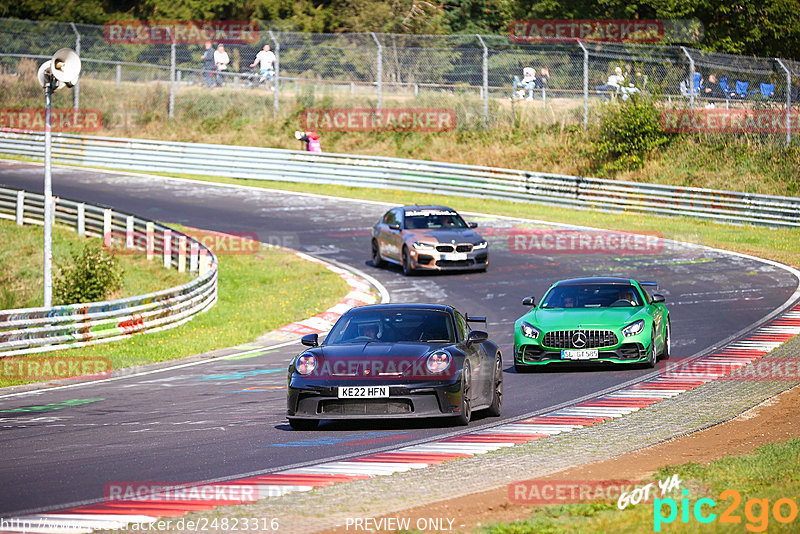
<box><xmin>591</xmin><ymin>96</ymin><xmax>672</xmax><ymax>174</ymax></box>
<box><xmin>54</xmin><ymin>244</ymin><xmax>123</xmax><ymax>305</ymax></box>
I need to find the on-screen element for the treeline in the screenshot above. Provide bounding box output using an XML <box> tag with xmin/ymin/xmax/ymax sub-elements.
<box><xmin>4</xmin><ymin>0</ymin><xmax>800</xmax><ymax>60</ymax></box>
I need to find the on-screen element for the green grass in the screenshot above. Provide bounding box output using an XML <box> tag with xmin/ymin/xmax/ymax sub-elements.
<box><xmin>482</xmin><ymin>438</ymin><xmax>800</xmax><ymax>533</ymax></box>
<box><xmin>0</xmin><ymin>218</ymin><xmax>191</xmax><ymax>310</ymax></box>
<box><xmin>0</xmin><ymin>222</ymin><xmax>349</xmax><ymax>388</ymax></box>
<box><xmin>2</xmin><ymin>67</ymin><xmax>798</xmax><ymax>197</ymax></box>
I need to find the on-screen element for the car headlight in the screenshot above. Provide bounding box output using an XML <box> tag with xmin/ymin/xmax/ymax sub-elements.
<box><xmin>295</xmin><ymin>353</ymin><xmax>317</xmax><ymax>375</ymax></box>
<box><xmin>426</xmin><ymin>350</ymin><xmax>451</xmax><ymax>374</ymax></box>
<box><xmin>412</xmin><ymin>241</ymin><xmax>436</xmax><ymax>251</ymax></box>
<box><xmin>473</xmin><ymin>241</ymin><xmax>488</xmax><ymax>250</ymax></box>
<box><xmin>520</xmin><ymin>321</ymin><xmax>540</xmax><ymax>339</ymax></box>
<box><xmin>622</xmin><ymin>319</ymin><xmax>645</xmax><ymax>337</ymax></box>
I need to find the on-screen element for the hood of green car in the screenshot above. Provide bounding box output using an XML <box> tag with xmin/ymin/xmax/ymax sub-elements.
<box><xmin>522</xmin><ymin>307</ymin><xmax>645</xmax><ymax>330</ymax></box>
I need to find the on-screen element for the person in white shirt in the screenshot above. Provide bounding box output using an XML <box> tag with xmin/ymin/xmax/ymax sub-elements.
<box><xmin>595</xmin><ymin>66</ymin><xmax>626</xmax><ymax>102</ymax></box>
<box><xmin>213</xmin><ymin>44</ymin><xmax>230</xmax><ymax>87</ymax></box>
<box><xmin>249</xmin><ymin>44</ymin><xmax>276</xmax><ymax>90</ymax></box>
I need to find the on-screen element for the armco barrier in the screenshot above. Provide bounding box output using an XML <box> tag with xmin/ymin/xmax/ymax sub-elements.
<box><xmin>1</xmin><ymin>130</ymin><xmax>798</xmax><ymax>228</ymax></box>
<box><xmin>0</xmin><ymin>185</ymin><xmax>218</xmax><ymax>357</ymax></box>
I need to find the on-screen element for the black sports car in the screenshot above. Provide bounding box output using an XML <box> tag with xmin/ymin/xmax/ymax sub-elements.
<box><xmin>286</xmin><ymin>304</ymin><xmax>503</xmax><ymax>430</ymax></box>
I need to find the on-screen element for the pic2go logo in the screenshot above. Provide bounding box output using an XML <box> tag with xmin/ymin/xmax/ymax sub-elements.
<box><xmin>654</xmin><ymin>489</ymin><xmax>799</xmax><ymax>532</ymax></box>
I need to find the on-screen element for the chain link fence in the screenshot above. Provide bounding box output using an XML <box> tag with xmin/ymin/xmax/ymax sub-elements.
<box><xmin>0</xmin><ymin>18</ymin><xmax>797</xmax><ymax>144</ymax></box>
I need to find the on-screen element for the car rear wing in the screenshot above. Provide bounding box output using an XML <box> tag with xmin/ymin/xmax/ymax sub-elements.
<box><xmin>639</xmin><ymin>281</ymin><xmax>658</xmax><ymax>288</ymax></box>
<box><xmin>466</xmin><ymin>314</ymin><xmax>487</xmax><ymax>324</ymax></box>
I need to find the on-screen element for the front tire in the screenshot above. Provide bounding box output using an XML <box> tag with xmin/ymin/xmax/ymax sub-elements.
<box><xmin>453</xmin><ymin>362</ymin><xmax>472</xmax><ymax>425</ymax></box>
<box><xmin>371</xmin><ymin>239</ymin><xmax>384</xmax><ymax>268</ymax></box>
<box><xmin>660</xmin><ymin>320</ymin><xmax>671</xmax><ymax>360</ymax></box>
<box><xmin>643</xmin><ymin>327</ymin><xmax>657</xmax><ymax>368</ymax></box>
<box><xmin>486</xmin><ymin>356</ymin><xmax>503</xmax><ymax>417</ymax></box>
<box><xmin>402</xmin><ymin>246</ymin><xmax>414</xmax><ymax>276</ymax></box>
<box><xmin>288</xmin><ymin>418</ymin><xmax>318</xmax><ymax>430</ymax></box>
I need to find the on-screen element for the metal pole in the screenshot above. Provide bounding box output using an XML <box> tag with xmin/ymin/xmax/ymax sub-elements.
<box><xmin>476</xmin><ymin>35</ymin><xmax>489</xmax><ymax>126</ymax></box>
<box><xmin>43</xmin><ymin>78</ymin><xmax>54</xmax><ymax>308</ymax></box>
<box><xmin>776</xmin><ymin>58</ymin><xmax>792</xmax><ymax>147</ymax></box>
<box><xmin>169</xmin><ymin>32</ymin><xmax>176</xmax><ymax>120</ymax></box>
<box><xmin>371</xmin><ymin>32</ymin><xmax>382</xmax><ymax>109</ymax></box>
<box><xmin>269</xmin><ymin>30</ymin><xmax>280</xmax><ymax>111</ymax></box>
<box><xmin>680</xmin><ymin>46</ymin><xmax>695</xmax><ymax>109</ymax></box>
<box><xmin>577</xmin><ymin>40</ymin><xmax>588</xmax><ymax>128</ymax></box>
<box><xmin>70</xmin><ymin>23</ymin><xmax>80</xmax><ymax>110</ymax></box>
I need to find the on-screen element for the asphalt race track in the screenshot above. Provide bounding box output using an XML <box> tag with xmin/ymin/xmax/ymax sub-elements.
<box><xmin>1</xmin><ymin>160</ymin><xmax>797</xmax><ymax>516</ymax></box>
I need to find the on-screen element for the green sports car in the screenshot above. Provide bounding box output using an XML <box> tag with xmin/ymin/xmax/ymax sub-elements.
<box><xmin>513</xmin><ymin>277</ymin><xmax>670</xmax><ymax>371</ymax></box>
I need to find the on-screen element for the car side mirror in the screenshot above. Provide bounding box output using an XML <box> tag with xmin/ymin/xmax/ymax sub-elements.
<box><xmin>467</xmin><ymin>330</ymin><xmax>488</xmax><ymax>345</ymax></box>
<box><xmin>652</xmin><ymin>294</ymin><xmax>666</xmax><ymax>303</ymax></box>
<box><xmin>388</xmin><ymin>223</ymin><xmax>401</xmax><ymax>230</ymax></box>
<box><xmin>522</xmin><ymin>296</ymin><xmax>536</xmax><ymax>306</ymax></box>
<box><xmin>468</xmin><ymin>222</ymin><xmax>478</xmax><ymax>229</ymax></box>
<box><xmin>301</xmin><ymin>333</ymin><xmax>318</xmax><ymax>347</ymax></box>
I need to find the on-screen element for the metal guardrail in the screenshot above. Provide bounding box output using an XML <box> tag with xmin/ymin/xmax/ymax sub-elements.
<box><xmin>1</xmin><ymin>130</ymin><xmax>799</xmax><ymax>228</ymax></box>
<box><xmin>0</xmin><ymin>184</ymin><xmax>218</xmax><ymax>357</ymax></box>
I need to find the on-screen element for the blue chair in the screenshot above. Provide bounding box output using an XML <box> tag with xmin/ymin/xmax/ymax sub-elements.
<box><xmin>719</xmin><ymin>76</ymin><xmax>734</xmax><ymax>98</ymax></box>
<box><xmin>734</xmin><ymin>80</ymin><xmax>748</xmax><ymax>98</ymax></box>
<box><xmin>693</xmin><ymin>72</ymin><xmax>702</xmax><ymax>94</ymax></box>
<box><xmin>760</xmin><ymin>83</ymin><xmax>775</xmax><ymax>99</ymax></box>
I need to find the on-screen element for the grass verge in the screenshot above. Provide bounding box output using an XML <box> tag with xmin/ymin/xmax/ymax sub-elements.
<box><xmin>0</xmin><ymin>218</ymin><xmax>191</xmax><ymax>310</ymax></box>
<box><xmin>0</xmin><ymin>222</ymin><xmax>349</xmax><ymax>388</ymax></box>
<box><xmin>483</xmin><ymin>438</ymin><xmax>800</xmax><ymax>533</ymax></box>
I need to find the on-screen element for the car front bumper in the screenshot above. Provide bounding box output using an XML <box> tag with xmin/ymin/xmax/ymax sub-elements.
<box><xmin>408</xmin><ymin>247</ymin><xmax>489</xmax><ymax>271</ymax></box>
<box><xmin>287</xmin><ymin>379</ymin><xmax>464</xmax><ymax>420</ymax></box>
<box><xmin>513</xmin><ymin>341</ymin><xmax>652</xmax><ymax>366</ymax></box>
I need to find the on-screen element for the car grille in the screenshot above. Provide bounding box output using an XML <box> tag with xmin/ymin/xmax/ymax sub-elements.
<box><xmin>436</xmin><ymin>259</ymin><xmax>475</xmax><ymax>267</ymax></box>
<box><xmin>319</xmin><ymin>398</ymin><xmax>412</xmax><ymax>415</ymax></box>
<box><xmin>543</xmin><ymin>330</ymin><xmax>619</xmax><ymax>349</ymax></box>
<box><xmin>435</xmin><ymin>243</ymin><xmax>473</xmax><ymax>253</ymax></box>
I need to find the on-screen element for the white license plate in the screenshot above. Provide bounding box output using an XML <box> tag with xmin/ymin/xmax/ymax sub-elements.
<box><xmin>443</xmin><ymin>253</ymin><xmax>467</xmax><ymax>261</ymax></box>
<box><xmin>561</xmin><ymin>349</ymin><xmax>599</xmax><ymax>360</ymax></box>
<box><xmin>338</xmin><ymin>386</ymin><xmax>389</xmax><ymax>398</ymax></box>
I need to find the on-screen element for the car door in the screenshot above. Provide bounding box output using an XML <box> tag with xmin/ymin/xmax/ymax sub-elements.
<box><xmin>384</xmin><ymin>208</ymin><xmax>405</xmax><ymax>261</ymax></box>
<box><xmin>642</xmin><ymin>288</ymin><xmax>665</xmax><ymax>351</ymax></box>
<box><xmin>454</xmin><ymin>311</ymin><xmax>485</xmax><ymax>402</ymax></box>
<box><xmin>376</xmin><ymin>209</ymin><xmax>402</xmax><ymax>261</ymax></box>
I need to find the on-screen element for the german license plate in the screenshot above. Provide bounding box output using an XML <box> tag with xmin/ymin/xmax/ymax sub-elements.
<box><xmin>561</xmin><ymin>349</ymin><xmax>599</xmax><ymax>360</ymax></box>
<box><xmin>338</xmin><ymin>386</ymin><xmax>389</xmax><ymax>398</ymax></box>
<box><xmin>443</xmin><ymin>253</ymin><xmax>467</xmax><ymax>261</ymax></box>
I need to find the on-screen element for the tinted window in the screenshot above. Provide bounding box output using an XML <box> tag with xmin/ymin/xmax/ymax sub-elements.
<box><xmin>454</xmin><ymin>311</ymin><xmax>469</xmax><ymax>342</ymax></box>
<box><xmin>383</xmin><ymin>209</ymin><xmax>399</xmax><ymax>225</ymax></box>
<box><xmin>325</xmin><ymin>308</ymin><xmax>455</xmax><ymax>344</ymax></box>
<box><xmin>540</xmin><ymin>284</ymin><xmax>642</xmax><ymax>308</ymax></box>
<box><xmin>403</xmin><ymin>209</ymin><xmax>467</xmax><ymax>230</ymax></box>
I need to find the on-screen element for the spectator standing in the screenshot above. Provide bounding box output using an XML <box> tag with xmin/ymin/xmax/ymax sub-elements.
<box><xmin>250</xmin><ymin>44</ymin><xmax>276</xmax><ymax>90</ymax></box>
<box><xmin>201</xmin><ymin>41</ymin><xmax>215</xmax><ymax>88</ymax></box>
<box><xmin>538</xmin><ymin>67</ymin><xmax>550</xmax><ymax>89</ymax></box>
<box><xmin>295</xmin><ymin>131</ymin><xmax>322</xmax><ymax>152</ymax></box>
<box><xmin>213</xmin><ymin>44</ymin><xmax>230</xmax><ymax>87</ymax></box>
<box><xmin>521</xmin><ymin>67</ymin><xmax>536</xmax><ymax>101</ymax></box>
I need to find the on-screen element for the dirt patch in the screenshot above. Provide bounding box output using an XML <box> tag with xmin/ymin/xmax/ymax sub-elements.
<box><xmin>321</xmin><ymin>383</ymin><xmax>800</xmax><ymax>533</ymax></box>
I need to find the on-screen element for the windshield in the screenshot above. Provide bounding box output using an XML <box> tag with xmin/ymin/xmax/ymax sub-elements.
<box><xmin>404</xmin><ymin>209</ymin><xmax>467</xmax><ymax>230</ymax></box>
<box><xmin>540</xmin><ymin>284</ymin><xmax>642</xmax><ymax>308</ymax></box>
<box><xmin>325</xmin><ymin>308</ymin><xmax>456</xmax><ymax>344</ymax></box>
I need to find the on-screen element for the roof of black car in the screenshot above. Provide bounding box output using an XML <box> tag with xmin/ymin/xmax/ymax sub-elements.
<box><xmin>345</xmin><ymin>303</ymin><xmax>453</xmax><ymax>313</ymax></box>
<box><xmin>555</xmin><ymin>277</ymin><xmax>635</xmax><ymax>286</ymax></box>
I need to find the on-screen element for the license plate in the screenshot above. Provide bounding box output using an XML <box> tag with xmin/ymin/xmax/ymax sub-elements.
<box><xmin>338</xmin><ymin>386</ymin><xmax>389</xmax><ymax>398</ymax></box>
<box><xmin>561</xmin><ymin>349</ymin><xmax>599</xmax><ymax>360</ymax></box>
<box><xmin>443</xmin><ymin>253</ymin><xmax>467</xmax><ymax>261</ymax></box>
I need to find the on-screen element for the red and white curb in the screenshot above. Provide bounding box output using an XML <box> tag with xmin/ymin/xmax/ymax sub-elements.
<box><xmin>3</xmin><ymin>306</ymin><xmax>799</xmax><ymax>533</ymax></box>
